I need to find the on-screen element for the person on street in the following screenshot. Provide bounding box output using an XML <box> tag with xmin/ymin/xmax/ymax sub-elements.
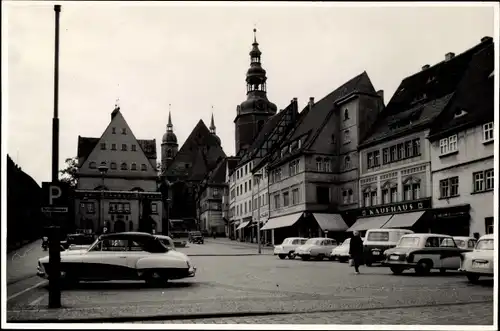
<box><xmin>349</xmin><ymin>230</ymin><xmax>364</xmax><ymax>274</ymax></box>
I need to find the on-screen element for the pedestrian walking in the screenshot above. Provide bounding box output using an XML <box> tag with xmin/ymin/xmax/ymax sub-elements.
<box><xmin>349</xmin><ymin>230</ymin><xmax>364</xmax><ymax>274</ymax></box>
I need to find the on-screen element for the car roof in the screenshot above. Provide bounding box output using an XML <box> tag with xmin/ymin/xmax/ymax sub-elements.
<box><xmin>479</xmin><ymin>234</ymin><xmax>494</xmax><ymax>240</ymax></box>
<box><xmin>285</xmin><ymin>237</ymin><xmax>308</xmax><ymax>240</ymax></box>
<box><xmin>99</xmin><ymin>232</ymin><xmax>154</xmax><ymax>240</ymax></box>
<box><xmin>453</xmin><ymin>236</ymin><xmax>475</xmax><ymax>240</ymax></box>
<box><xmin>401</xmin><ymin>233</ymin><xmax>453</xmax><ymax>239</ymax></box>
<box><xmin>154</xmin><ymin>235</ymin><xmax>173</xmax><ymax>240</ymax></box>
<box><xmin>367</xmin><ymin>228</ymin><xmax>413</xmax><ymax>233</ymax></box>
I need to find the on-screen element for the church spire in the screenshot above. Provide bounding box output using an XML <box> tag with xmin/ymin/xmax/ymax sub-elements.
<box><xmin>209</xmin><ymin>106</ymin><xmax>216</xmax><ymax>134</ymax></box>
<box><xmin>167</xmin><ymin>104</ymin><xmax>173</xmax><ymax>132</ymax></box>
<box><xmin>246</xmin><ymin>28</ymin><xmax>267</xmax><ymax>95</ymax></box>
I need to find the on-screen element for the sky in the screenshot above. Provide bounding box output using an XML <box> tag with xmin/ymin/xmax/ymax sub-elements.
<box><xmin>3</xmin><ymin>2</ymin><xmax>497</xmax><ymax>185</ymax></box>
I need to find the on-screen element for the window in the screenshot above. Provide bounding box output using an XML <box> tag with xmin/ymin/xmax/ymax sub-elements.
<box><xmin>367</xmin><ymin>231</ymin><xmax>389</xmax><ymax>242</ymax></box>
<box><xmin>390</xmin><ymin>146</ymin><xmax>397</xmax><ymax>162</ymax></box>
<box><xmin>344</xmin><ymin>108</ymin><xmax>349</xmax><ymax>120</ymax></box>
<box><xmin>412</xmin><ymin>183</ymin><xmax>420</xmax><ymax>200</ymax></box>
<box><xmin>244</xmin><ymin>202</ymin><xmax>247</xmax><ymax>214</ymax></box>
<box><xmin>85</xmin><ymin>202</ymin><xmax>95</xmax><ymax>214</ymax></box>
<box><xmin>289</xmin><ymin>160</ymin><xmax>300</xmax><ymax>176</ymax></box>
<box><xmin>110</xmin><ymin>162</ymin><xmax>117</xmax><ymax>170</ymax></box>
<box><xmin>121</xmin><ymin>144</ymin><xmax>127</xmax><ymax>151</ymax></box>
<box><xmin>121</xmin><ymin>163</ymin><xmax>128</xmax><ymax>170</ymax></box>
<box><xmin>316</xmin><ymin>186</ymin><xmax>330</xmax><ymax>204</ymax></box>
<box><xmin>141</xmin><ymin>164</ymin><xmax>147</xmax><ymax>171</ymax></box>
<box><xmin>89</xmin><ymin>161</ymin><xmax>97</xmax><ymax>169</ymax></box>
<box><xmin>292</xmin><ymin>188</ymin><xmax>300</xmax><ymax>205</ymax></box>
<box><xmin>213</xmin><ymin>188</ymin><xmax>219</xmax><ymax>197</ymax></box>
<box><xmin>390</xmin><ymin>187</ymin><xmax>398</xmax><ymax>203</ymax></box>
<box><xmin>404</xmin><ymin>184</ymin><xmax>412</xmax><ymax>201</ymax></box>
<box><xmin>485</xmin><ymin>217</ymin><xmax>494</xmax><ymax>234</ymax></box>
<box><xmin>283</xmin><ymin>192</ymin><xmax>290</xmax><ymax>207</ymax></box>
<box><xmin>121</xmin><ymin>128</ymin><xmax>127</xmax><ymax>135</ymax></box>
<box><xmin>440</xmin><ymin>135</ymin><xmax>458</xmax><ymax>155</ymax></box>
<box><xmin>370</xmin><ymin>191</ymin><xmax>377</xmax><ymax>206</ymax></box>
<box><xmin>249</xmin><ymin>180</ymin><xmax>252</xmax><ymax>190</ymax></box>
<box><xmin>102</xmin><ymin>239</ymin><xmax>128</xmax><ymax>252</ymax></box>
<box><xmin>111</xmin><ymin>143</ymin><xmax>117</xmax><ymax>151</ymax></box>
<box><xmin>367</xmin><ymin>152</ymin><xmax>374</xmax><ymax>168</ymax></box>
<box><xmin>483</xmin><ymin>122</ymin><xmax>493</xmax><ymax>142</ymax></box>
<box><xmin>348</xmin><ymin>189</ymin><xmax>354</xmax><ymax>203</ymax></box>
<box><xmin>363</xmin><ymin>191</ymin><xmax>370</xmax><ymax>207</ymax></box>
<box><xmin>440</xmin><ymin>238</ymin><xmax>457</xmax><ymax>248</ymax></box>
<box><xmin>405</xmin><ymin>141</ymin><xmax>413</xmax><ymax>158</ymax></box>
<box><xmin>440</xmin><ymin>177</ymin><xmax>459</xmax><ymax>198</ymax></box>
<box><xmin>345</xmin><ymin>156</ymin><xmax>351</xmax><ymax>170</ymax></box>
<box><xmin>244</xmin><ymin>182</ymin><xmax>247</xmax><ymax>193</ymax></box>
<box><xmin>112</xmin><ymin>127</ymin><xmax>116</xmax><ymax>134</ymax></box>
<box><xmin>344</xmin><ymin>130</ymin><xmax>350</xmax><ymax>143</ymax></box>
<box><xmin>151</xmin><ymin>203</ymin><xmax>158</xmax><ymax>214</ymax></box>
<box><xmin>412</xmin><ymin>139</ymin><xmax>421</xmax><ymax>156</ymax></box>
<box><xmin>323</xmin><ymin>159</ymin><xmax>331</xmax><ymax>172</ymax></box>
<box><xmin>342</xmin><ymin>190</ymin><xmax>348</xmax><ymax>204</ymax></box>
<box><xmin>100</xmin><ymin>143</ymin><xmax>106</xmax><ymax>150</ymax></box>
<box><xmin>382</xmin><ymin>189</ymin><xmax>389</xmax><ymax>204</ymax></box>
<box><xmin>316</xmin><ymin>158</ymin><xmax>322</xmax><ymax>171</ymax></box>
<box><xmin>397</xmin><ymin>143</ymin><xmax>404</xmax><ymax>159</ymax></box>
<box><xmin>473</xmin><ymin>169</ymin><xmax>494</xmax><ymax>192</ymax></box>
<box><xmin>131</xmin><ymin>144</ymin><xmax>137</xmax><ymax>151</ymax></box>
<box><xmin>373</xmin><ymin>151</ymin><xmax>380</xmax><ymax>167</ymax></box>
<box><xmin>274</xmin><ymin>194</ymin><xmax>281</xmax><ymax>209</ymax></box>
<box><xmin>382</xmin><ymin>148</ymin><xmax>389</xmax><ymax>164</ymax></box>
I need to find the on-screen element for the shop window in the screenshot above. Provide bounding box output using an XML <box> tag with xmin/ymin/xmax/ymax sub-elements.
<box><xmin>485</xmin><ymin>217</ymin><xmax>494</xmax><ymax>234</ymax></box>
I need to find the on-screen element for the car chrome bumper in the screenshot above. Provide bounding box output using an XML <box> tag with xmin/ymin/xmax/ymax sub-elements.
<box><xmin>459</xmin><ymin>268</ymin><xmax>493</xmax><ymax>276</ymax></box>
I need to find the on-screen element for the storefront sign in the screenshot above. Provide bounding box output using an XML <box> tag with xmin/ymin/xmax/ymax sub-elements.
<box><xmin>358</xmin><ymin>198</ymin><xmax>431</xmax><ymax>217</ymax></box>
<box><xmin>433</xmin><ymin>204</ymin><xmax>470</xmax><ymax>219</ymax></box>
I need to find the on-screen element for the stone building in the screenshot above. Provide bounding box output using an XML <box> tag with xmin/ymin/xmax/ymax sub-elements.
<box><xmin>260</xmin><ymin>72</ymin><xmax>383</xmax><ymax>244</ymax></box>
<box><xmin>350</xmin><ymin>36</ymin><xmax>493</xmax><ymax>236</ymax></box>
<box><xmin>75</xmin><ymin>105</ymin><xmax>162</xmax><ymax>234</ymax></box>
<box><xmin>428</xmin><ymin>38</ymin><xmax>494</xmax><ymax>237</ymax></box>
<box><xmin>161</xmin><ymin>113</ymin><xmax>226</xmax><ymax>229</ymax></box>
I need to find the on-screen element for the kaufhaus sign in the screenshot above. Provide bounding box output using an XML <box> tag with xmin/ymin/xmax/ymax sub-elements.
<box><xmin>358</xmin><ymin>198</ymin><xmax>431</xmax><ymax>217</ymax></box>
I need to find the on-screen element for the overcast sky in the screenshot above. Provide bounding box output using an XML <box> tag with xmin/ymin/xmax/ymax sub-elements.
<box><xmin>4</xmin><ymin>2</ymin><xmax>496</xmax><ymax>185</ymax></box>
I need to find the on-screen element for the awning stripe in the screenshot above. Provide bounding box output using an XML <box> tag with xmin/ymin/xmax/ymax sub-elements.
<box><xmin>313</xmin><ymin>213</ymin><xmax>348</xmax><ymax>231</ymax></box>
<box><xmin>260</xmin><ymin>212</ymin><xmax>303</xmax><ymax>231</ymax></box>
<box><xmin>346</xmin><ymin>215</ymin><xmax>393</xmax><ymax>232</ymax></box>
<box><xmin>236</xmin><ymin>221</ymin><xmax>250</xmax><ymax>230</ymax></box>
<box><xmin>382</xmin><ymin>211</ymin><xmax>426</xmax><ymax>229</ymax></box>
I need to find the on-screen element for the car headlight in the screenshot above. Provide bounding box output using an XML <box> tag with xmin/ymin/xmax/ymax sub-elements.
<box><xmin>186</xmin><ymin>260</ymin><xmax>191</xmax><ymax>268</ymax></box>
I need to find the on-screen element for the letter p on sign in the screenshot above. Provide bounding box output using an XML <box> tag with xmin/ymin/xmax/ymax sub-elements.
<box><xmin>49</xmin><ymin>185</ymin><xmax>62</xmax><ymax>205</ymax></box>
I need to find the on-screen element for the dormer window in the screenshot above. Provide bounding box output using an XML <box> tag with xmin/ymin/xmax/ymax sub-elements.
<box><xmin>121</xmin><ymin>128</ymin><xmax>127</xmax><ymax>135</ymax></box>
<box><xmin>110</xmin><ymin>162</ymin><xmax>117</xmax><ymax>170</ymax></box>
<box><xmin>454</xmin><ymin>109</ymin><xmax>468</xmax><ymax>118</ymax></box>
<box><xmin>112</xmin><ymin>127</ymin><xmax>116</xmax><ymax>134</ymax></box>
<box><xmin>141</xmin><ymin>164</ymin><xmax>147</xmax><ymax>171</ymax></box>
<box><xmin>100</xmin><ymin>143</ymin><xmax>106</xmax><ymax>150</ymax></box>
<box><xmin>120</xmin><ymin>163</ymin><xmax>128</xmax><ymax>170</ymax></box>
<box><xmin>89</xmin><ymin>161</ymin><xmax>97</xmax><ymax>169</ymax></box>
<box><xmin>344</xmin><ymin>108</ymin><xmax>349</xmax><ymax>120</ymax></box>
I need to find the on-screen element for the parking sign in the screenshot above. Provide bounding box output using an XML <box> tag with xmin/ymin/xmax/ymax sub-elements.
<box><xmin>42</xmin><ymin>181</ymin><xmax>69</xmax><ymax>213</ymax></box>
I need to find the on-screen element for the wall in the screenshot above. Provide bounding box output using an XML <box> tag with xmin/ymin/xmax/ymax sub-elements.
<box><xmin>78</xmin><ymin>176</ymin><xmax>157</xmax><ymax>191</ymax></box>
<box><xmin>229</xmin><ymin>160</ymin><xmax>254</xmax><ymax>221</ymax></box>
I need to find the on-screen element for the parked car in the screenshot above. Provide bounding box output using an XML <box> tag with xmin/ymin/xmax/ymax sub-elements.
<box><xmin>453</xmin><ymin>236</ymin><xmax>477</xmax><ymax>251</ymax></box>
<box><xmin>364</xmin><ymin>228</ymin><xmax>414</xmax><ymax>266</ymax></box>
<box><xmin>330</xmin><ymin>238</ymin><xmax>351</xmax><ymax>262</ymax></box>
<box><xmin>459</xmin><ymin>234</ymin><xmax>494</xmax><ymax>283</ymax></box>
<box><xmin>154</xmin><ymin>234</ymin><xmax>176</xmax><ymax>250</ymax></box>
<box><xmin>383</xmin><ymin>233</ymin><xmax>467</xmax><ymax>275</ymax></box>
<box><xmin>295</xmin><ymin>238</ymin><xmax>338</xmax><ymax>261</ymax></box>
<box><xmin>274</xmin><ymin>237</ymin><xmax>308</xmax><ymax>259</ymax></box>
<box><xmin>37</xmin><ymin>232</ymin><xmax>196</xmax><ymax>285</ymax></box>
<box><xmin>188</xmin><ymin>231</ymin><xmax>204</xmax><ymax>244</ymax></box>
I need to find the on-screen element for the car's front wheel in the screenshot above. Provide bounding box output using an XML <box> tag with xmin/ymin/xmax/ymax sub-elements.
<box><xmin>466</xmin><ymin>273</ymin><xmax>480</xmax><ymax>283</ymax></box>
<box><xmin>288</xmin><ymin>252</ymin><xmax>296</xmax><ymax>259</ymax></box>
<box><xmin>278</xmin><ymin>254</ymin><xmax>286</xmax><ymax>260</ymax></box>
<box><xmin>390</xmin><ymin>267</ymin><xmax>404</xmax><ymax>275</ymax></box>
<box><xmin>301</xmin><ymin>255</ymin><xmax>310</xmax><ymax>261</ymax></box>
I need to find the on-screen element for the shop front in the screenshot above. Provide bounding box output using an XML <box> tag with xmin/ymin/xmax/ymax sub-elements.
<box><xmin>347</xmin><ymin>198</ymin><xmax>433</xmax><ymax>236</ymax></box>
<box><xmin>430</xmin><ymin>204</ymin><xmax>471</xmax><ymax>236</ymax></box>
<box><xmin>235</xmin><ymin>216</ymin><xmax>253</xmax><ymax>242</ymax></box>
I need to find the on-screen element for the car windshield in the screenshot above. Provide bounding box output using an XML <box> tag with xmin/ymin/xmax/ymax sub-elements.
<box><xmin>476</xmin><ymin>239</ymin><xmax>494</xmax><ymax>250</ymax></box>
<box><xmin>341</xmin><ymin>239</ymin><xmax>351</xmax><ymax>246</ymax></box>
<box><xmin>454</xmin><ymin>239</ymin><xmax>466</xmax><ymax>248</ymax></box>
<box><xmin>367</xmin><ymin>231</ymin><xmax>390</xmax><ymax>242</ymax></box>
<box><xmin>282</xmin><ymin>239</ymin><xmax>292</xmax><ymax>244</ymax></box>
<box><xmin>305</xmin><ymin>239</ymin><xmax>322</xmax><ymax>245</ymax></box>
<box><xmin>398</xmin><ymin>237</ymin><xmax>420</xmax><ymax>247</ymax></box>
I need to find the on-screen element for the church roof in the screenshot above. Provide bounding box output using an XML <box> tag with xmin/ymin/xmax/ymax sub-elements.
<box><xmin>77</xmin><ymin>136</ymin><xmax>157</xmax><ymax>162</ymax></box>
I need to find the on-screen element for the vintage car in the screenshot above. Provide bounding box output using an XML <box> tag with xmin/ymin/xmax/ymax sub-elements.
<box><xmin>329</xmin><ymin>238</ymin><xmax>351</xmax><ymax>262</ymax></box>
<box><xmin>273</xmin><ymin>237</ymin><xmax>308</xmax><ymax>259</ymax></box>
<box><xmin>295</xmin><ymin>238</ymin><xmax>338</xmax><ymax>261</ymax></box>
<box><xmin>154</xmin><ymin>234</ymin><xmax>176</xmax><ymax>250</ymax></box>
<box><xmin>188</xmin><ymin>231</ymin><xmax>204</xmax><ymax>244</ymax></box>
<box><xmin>453</xmin><ymin>236</ymin><xmax>477</xmax><ymax>251</ymax></box>
<box><xmin>383</xmin><ymin>233</ymin><xmax>467</xmax><ymax>275</ymax></box>
<box><xmin>37</xmin><ymin>232</ymin><xmax>196</xmax><ymax>285</ymax></box>
<box><xmin>363</xmin><ymin>228</ymin><xmax>414</xmax><ymax>266</ymax></box>
<box><xmin>459</xmin><ymin>234</ymin><xmax>494</xmax><ymax>283</ymax></box>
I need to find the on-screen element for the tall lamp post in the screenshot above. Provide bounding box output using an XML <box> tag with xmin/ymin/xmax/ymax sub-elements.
<box><xmin>253</xmin><ymin>173</ymin><xmax>262</xmax><ymax>254</ymax></box>
<box><xmin>159</xmin><ymin>179</ymin><xmax>171</xmax><ymax>236</ymax></box>
<box><xmin>98</xmin><ymin>164</ymin><xmax>108</xmax><ymax>233</ymax></box>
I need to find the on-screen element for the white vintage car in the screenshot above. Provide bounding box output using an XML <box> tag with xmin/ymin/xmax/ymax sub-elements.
<box><xmin>37</xmin><ymin>232</ymin><xmax>196</xmax><ymax>285</ymax></box>
<box><xmin>329</xmin><ymin>238</ymin><xmax>351</xmax><ymax>262</ymax></box>
<box><xmin>459</xmin><ymin>234</ymin><xmax>494</xmax><ymax>283</ymax></box>
<box><xmin>295</xmin><ymin>238</ymin><xmax>338</xmax><ymax>261</ymax></box>
<box><xmin>453</xmin><ymin>236</ymin><xmax>477</xmax><ymax>251</ymax></box>
<box><xmin>274</xmin><ymin>237</ymin><xmax>308</xmax><ymax>259</ymax></box>
<box><xmin>383</xmin><ymin>233</ymin><xmax>467</xmax><ymax>275</ymax></box>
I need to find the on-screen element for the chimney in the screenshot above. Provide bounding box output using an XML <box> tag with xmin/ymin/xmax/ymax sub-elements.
<box><xmin>309</xmin><ymin>97</ymin><xmax>315</xmax><ymax>106</ymax></box>
<box><xmin>292</xmin><ymin>97</ymin><xmax>298</xmax><ymax>103</ymax></box>
<box><xmin>481</xmin><ymin>36</ymin><xmax>492</xmax><ymax>43</ymax></box>
<box><xmin>422</xmin><ymin>64</ymin><xmax>430</xmax><ymax>71</ymax></box>
<box><xmin>445</xmin><ymin>52</ymin><xmax>455</xmax><ymax>61</ymax></box>
<box><xmin>377</xmin><ymin>90</ymin><xmax>384</xmax><ymax>103</ymax></box>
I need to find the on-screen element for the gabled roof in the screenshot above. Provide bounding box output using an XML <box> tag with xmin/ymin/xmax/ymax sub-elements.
<box><xmin>164</xmin><ymin>119</ymin><xmax>226</xmax><ymax>179</ymax></box>
<box><xmin>428</xmin><ymin>42</ymin><xmax>494</xmax><ymax>140</ymax></box>
<box><xmin>360</xmin><ymin>37</ymin><xmax>493</xmax><ymax>147</ymax></box>
<box><xmin>77</xmin><ymin>137</ymin><xmax>157</xmax><ymax>163</ymax></box>
<box><xmin>286</xmin><ymin>71</ymin><xmax>376</xmax><ymax>151</ymax></box>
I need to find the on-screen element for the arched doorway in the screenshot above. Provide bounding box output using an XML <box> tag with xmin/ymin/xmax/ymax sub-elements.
<box><xmin>114</xmin><ymin>220</ymin><xmax>126</xmax><ymax>233</ymax></box>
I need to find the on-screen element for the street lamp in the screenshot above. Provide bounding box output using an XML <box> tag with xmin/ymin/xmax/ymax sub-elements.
<box><xmin>253</xmin><ymin>173</ymin><xmax>263</xmax><ymax>254</ymax></box>
<box><xmin>98</xmin><ymin>164</ymin><xmax>108</xmax><ymax>233</ymax></box>
<box><xmin>159</xmin><ymin>179</ymin><xmax>171</xmax><ymax>236</ymax></box>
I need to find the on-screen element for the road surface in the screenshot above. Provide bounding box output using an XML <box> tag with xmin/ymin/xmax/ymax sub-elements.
<box><xmin>6</xmin><ymin>240</ymin><xmax>494</xmax><ymax>325</ymax></box>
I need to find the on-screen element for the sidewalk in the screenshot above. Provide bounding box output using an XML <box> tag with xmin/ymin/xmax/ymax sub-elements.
<box><xmin>204</xmin><ymin>238</ymin><xmax>273</xmax><ymax>251</ymax></box>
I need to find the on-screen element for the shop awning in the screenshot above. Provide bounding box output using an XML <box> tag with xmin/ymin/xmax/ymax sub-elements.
<box><xmin>236</xmin><ymin>221</ymin><xmax>250</xmax><ymax>230</ymax></box>
<box><xmin>313</xmin><ymin>213</ymin><xmax>348</xmax><ymax>231</ymax></box>
<box><xmin>382</xmin><ymin>211</ymin><xmax>426</xmax><ymax>229</ymax></box>
<box><xmin>346</xmin><ymin>215</ymin><xmax>393</xmax><ymax>232</ymax></box>
<box><xmin>260</xmin><ymin>212</ymin><xmax>303</xmax><ymax>231</ymax></box>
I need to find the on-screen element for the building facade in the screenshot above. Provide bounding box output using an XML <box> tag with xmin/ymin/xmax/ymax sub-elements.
<box><xmin>351</xmin><ymin>36</ymin><xmax>494</xmax><ymax>236</ymax></box>
<box><xmin>261</xmin><ymin>72</ymin><xmax>383</xmax><ymax>244</ymax></box>
<box><xmin>75</xmin><ymin>106</ymin><xmax>162</xmax><ymax>234</ymax></box>
<box><xmin>428</xmin><ymin>39</ymin><xmax>494</xmax><ymax>237</ymax></box>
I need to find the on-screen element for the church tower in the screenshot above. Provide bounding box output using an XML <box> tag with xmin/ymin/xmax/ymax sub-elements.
<box><xmin>234</xmin><ymin>28</ymin><xmax>277</xmax><ymax>156</ymax></box>
<box><xmin>209</xmin><ymin>111</ymin><xmax>222</xmax><ymax>146</ymax></box>
<box><xmin>161</xmin><ymin>110</ymin><xmax>178</xmax><ymax>173</ymax></box>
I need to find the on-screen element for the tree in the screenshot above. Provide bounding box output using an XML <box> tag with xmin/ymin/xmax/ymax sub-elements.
<box><xmin>59</xmin><ymin>157</ymin><xmax>78</xmax><ymax>188</ymax></box>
